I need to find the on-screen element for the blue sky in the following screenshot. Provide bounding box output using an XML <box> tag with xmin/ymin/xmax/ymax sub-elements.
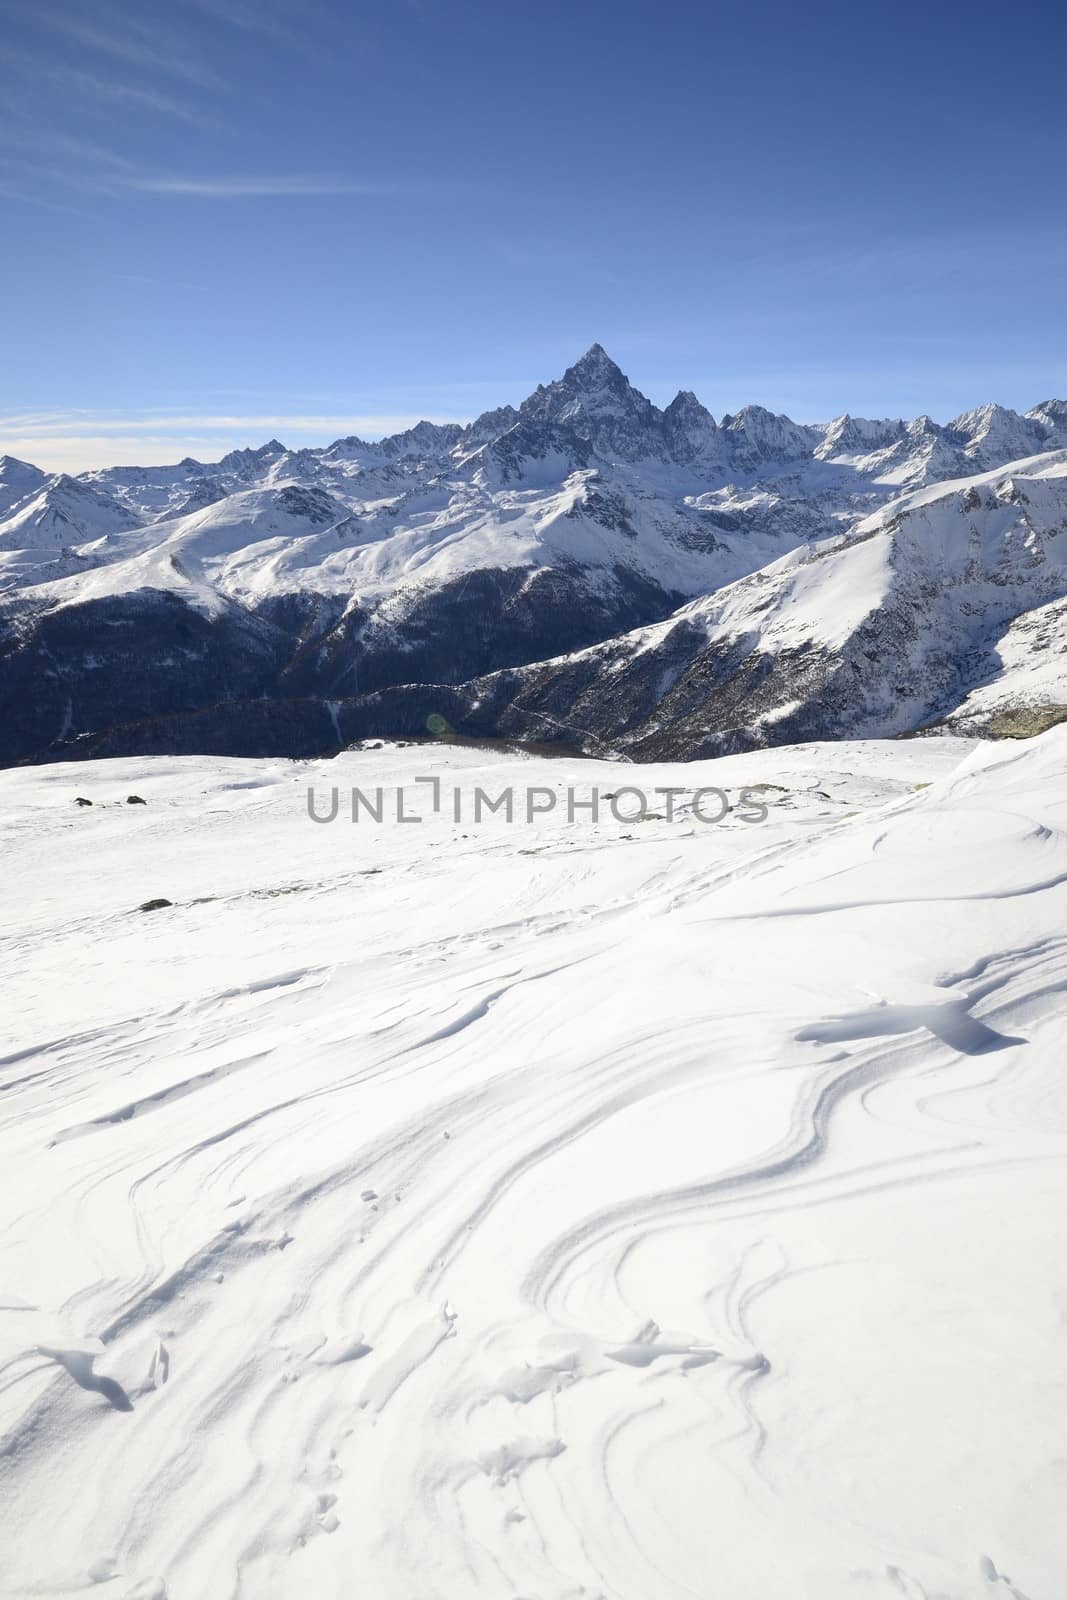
<box><xmin>3</xmin><ymin>0</ymin><xmax>1066</xmax><ymax>470</ymax></box>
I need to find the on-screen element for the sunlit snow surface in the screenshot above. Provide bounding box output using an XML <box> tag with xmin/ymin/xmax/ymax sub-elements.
<box><xmin>1</xmin><ymin>733</ymin><xmax>1065</xmax><ymax>1600</ymax></box>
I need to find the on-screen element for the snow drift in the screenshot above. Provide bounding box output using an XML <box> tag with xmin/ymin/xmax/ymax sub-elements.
<box><xmin>1</xmin><ymin>727</ymin><xmax>1065</xmax><ymax>1597</ymax></box>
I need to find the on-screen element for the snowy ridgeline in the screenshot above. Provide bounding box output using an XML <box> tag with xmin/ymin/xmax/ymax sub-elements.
<box><xmin>3</xmin><ymin>347</ymin><xmax>1067</xmax><ymax>765</ymax></box>
<box><xmin>2</xmin><ymin>730</ymin><xmax>1066</xmax><ymax>1598</ymax></box>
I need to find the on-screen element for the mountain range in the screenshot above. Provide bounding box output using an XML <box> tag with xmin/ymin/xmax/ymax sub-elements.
<box><xmin>3</xmin><ymin>344</ymin><xmax>1066</xmax><ymax>766</ymax></box>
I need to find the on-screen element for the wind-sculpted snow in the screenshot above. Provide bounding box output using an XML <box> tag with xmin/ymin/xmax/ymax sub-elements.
<box><xmin>2</xmin><ymin>729</ymin><xmax>1065</xmax><ymax>1598</ymax></box>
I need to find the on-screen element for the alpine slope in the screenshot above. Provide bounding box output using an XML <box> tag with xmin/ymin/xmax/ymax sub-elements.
<box><xmin>2</xmin><ymin>724</ymin><xmax>1065</xmax><ymax>1598</ymax></box>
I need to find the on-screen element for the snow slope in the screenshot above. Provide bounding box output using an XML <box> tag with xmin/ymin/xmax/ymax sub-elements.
<box><xmin>2</xmin><ymin>728</ymin><xmax>1065</xmax><ymax>1599</ymax></box>
<box><xmin>0</xmin><ymin>455</ymin><xmax>47</xmax><ymax>519</ymax></box>
<box><xmin>27</xmin><ymin>469</ymin><xmax>778</xmax><ymax>614</ymax></box>
<box><xmin>452</xmin><ymin>449</ymin><xmax>1067</xmax><ymax>755</ymax></box>
<box><xmin>0</xmin><ymin>474</ymin><xmax>141</xmax><ymax>550</ymax></box>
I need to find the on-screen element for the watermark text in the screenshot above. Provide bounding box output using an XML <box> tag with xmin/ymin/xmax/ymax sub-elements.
<box><xmin>306</xmin><ymin>780</ymin><xmax>776</xmax><ymax>827</ymax></box>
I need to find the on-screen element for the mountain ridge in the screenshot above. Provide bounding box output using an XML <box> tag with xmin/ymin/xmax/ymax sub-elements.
<box><xmin>3</xmin><ymin>344</ymin><xmax>1067</xmax><ymax>767</ymax></box>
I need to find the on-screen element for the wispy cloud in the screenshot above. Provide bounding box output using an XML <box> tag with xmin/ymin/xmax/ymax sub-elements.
<box><xmin>126</xmin><ymin>175</ymin><xmax>395</xmax><ymax>197</ymax></box>
<box><xmin>0</xmin><ymin>410</ymin><xmax>472</xmax><ymax>474</ymax></box>
<box><xmin>0</xmin><ymin>123</ymin><xmax>126</xmax><ymax>210</ymax></box>
<box><xmin>186</xmin><ymin>0</ymin><xmax>306</xmax><ymax>49</ymax></box>
<box><xmin>116</xmin><ymin>271</ymin><xmax>214</xmax><ymax>291</ymax></box>
<box><xmin>0</xmin><ymin>176</ymin><xmax>88</xmax><ymax>215</ymax></box>
<box><xmin>185</xmin><ymin>0</ymin><xmax>370</xmax><ymax>65</ymax></box>
<box><xmin>0</xmin><ymin>125</ymin><xmax>139</xmax><ymax>173</ymax></box>
<box><xmin>42</xmin><ymin>64</ymin><xmax>219</xmax><ymax>129</ymax></box>
<box><xmin>31</xmin><ymin>7</ymin><xmax>224</xmax><ymax>91</ymax></box>
<box><xmin>0</xmin><ymin>46</ymin><xmax>218</xmax><ymax>140</ymax></box>
<box><xmin>0</xmin><ymin>411</ymin><xmax>469</xmax><ymax>435</ymax></box>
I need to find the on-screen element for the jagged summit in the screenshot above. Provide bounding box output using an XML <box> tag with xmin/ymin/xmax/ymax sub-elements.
<box><xmin>565</xmin><ymin>341</ymin><xmax>627</xmax><ymax>383</ymax></box>
<box><xmin>665</xmin><ymin>389</ymin><xmax>703</xmax><ymax>411</ymax></box>
<box><xmin>511</xmin><ymin>345</ymin><xmax>726</xmax><ymax>468</ymax></box>
<box><xmin>380</xmin><ymin>420</ymin><xmax>465</xmax><ymax>458</ymax></box>
<box><xmin>522</xmin><ymin>343</ymin><xmax>645</xmax><ymax>413</ymax></box>
<box><xmin>515</xmin><ymin>343</ymin><xmax>659</xmax><ymax>462</ymax></box>
<box><xmin>461</xmin><ymin>403</ymin><xmax>521</xmax><ymax>450</ymax></box>
<box><xmin>949</xmin><ymin>401</ymin><xmax>1045</xmax><ymax>464</ymax></box>
<box><xmin>11</xmin><ymin>355</ymin><xmax>1067</xmax><ymax>502</ymax></box>
<box><xmin>814</xmin><ymin>413</ymin><xmax>906</xmax><ymax>462</ymax></box>
<box><xmin>49</xmin><ymin>472</ymin><xmax>97</xmax><ymax>493</ymax></box>
<box><xmin>719</xmin><ymin>405</ymin><xmax>819</xmax><ymax>469</ymax></box>
<box><xmin>1028</xmin><ymin>398</ymin><xmax>1067</xmax><ymax>423</ymax></box>
<box><xmin>218</xmin><ymin>439</ymin><xmax>288</xmax><ymax>476</ymax></box>
<box><xmin>662</xmin><ymin>389</ymin><xmax>723</xmax><ymax>466</ymax></box>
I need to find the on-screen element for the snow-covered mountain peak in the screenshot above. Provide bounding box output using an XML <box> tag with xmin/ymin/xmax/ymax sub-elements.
<box><xmin>524</xmin><ymin>344</ymin><xmax>645</xmax><ymax>413</ymax></box>
<box><xmin>954</xmin><ymin>400</ymin><xmax>1013</xmax><ymax>428</ymax></box>
<box><xmin>454</xmin><ymin>404</ymin><xmax>522</xmax><ymax>458</ymax></box>
<box><xmin>167</xmin><ymin>481</ymin><xmax>350</xmax><ymax>545</ymax></box>
<box><xmin>0</xmin><ymin>473</ymin><xmax>142</xmax><ymax>553</ymax></box>
<box><xmin>322</xmin><ymin>420</ymin><xmax>467</xmax><ymax>466</ymax></box>
<box><xmin>509</xmin><ymin>345</ymin><xmax>740</xmax><ymax>469</ymax></box>
<box><xmin>565</xmin><ymin>340</ymin><xmax>627</xmax><ymax>387</ymax></box>
<box><xmin>1028</xmin><ymin>398</ymin><xmax>1067</xmax><ymax>418</ymax></box>
<box><xmin>319</xmin><ymin>432</ymin><xmax>370</xmax><ymax>461</ymax></box>
<box><xmin>662</xmin><ymin>389</ymin><xmax>724</xmax><ymax>466</ymax></box>
<box><xmin>0</xmin><ymin>454</ymin><xmax>45</xmax><ymax>483</ymax></box>
<box><xmin>379</xmin><ymin>420</ymin><xmax>465</xmax><ymax>458</ymax></box>
<box><xmin>814</xmin><ymin>413</ymin><xmax>905</xmax><ymax>461</ymax></box>
<box><xmin>665</xmin><ymin>388</ymin><xmax>703</xmax><ymax>412</ymax></box>
<box><xmin>948</xmin><ymin>402</ymin><xmax>1044</xmax><ymax>467</ymax></box>
<box><xmin>0</xmin><ymin>455</ymin><xmax>49</xmax><ymax>519</ymax></box>
<box><xmin>517</xmin><ymin>345</ymin><xmax>658</xmax><ymax>460</ymax></box>
<box><xmin>1026</xmin><ymin>398</ymin><xmax>1067</xmax><ymax>446</ymax></box>
<box><xmin>718</xmin><ymin>404</ymin><xmax>819</xmax><ymax>470</ymax></box>
<box><xmin>45</xmin><ymin>472</ymin><xmax>148</xmax><ymax>512</ymax></box>
<box><xmin>217</xmin><ymin>439</ymin><xmax>288</xmax><ymax>476</ymax></box>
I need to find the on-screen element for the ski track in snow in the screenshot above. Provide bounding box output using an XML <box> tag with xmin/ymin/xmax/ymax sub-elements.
<box><xmin>0</xmin><ymin>734</ymin><xmax>1065</xmax><ymax>1599</ymax></box>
